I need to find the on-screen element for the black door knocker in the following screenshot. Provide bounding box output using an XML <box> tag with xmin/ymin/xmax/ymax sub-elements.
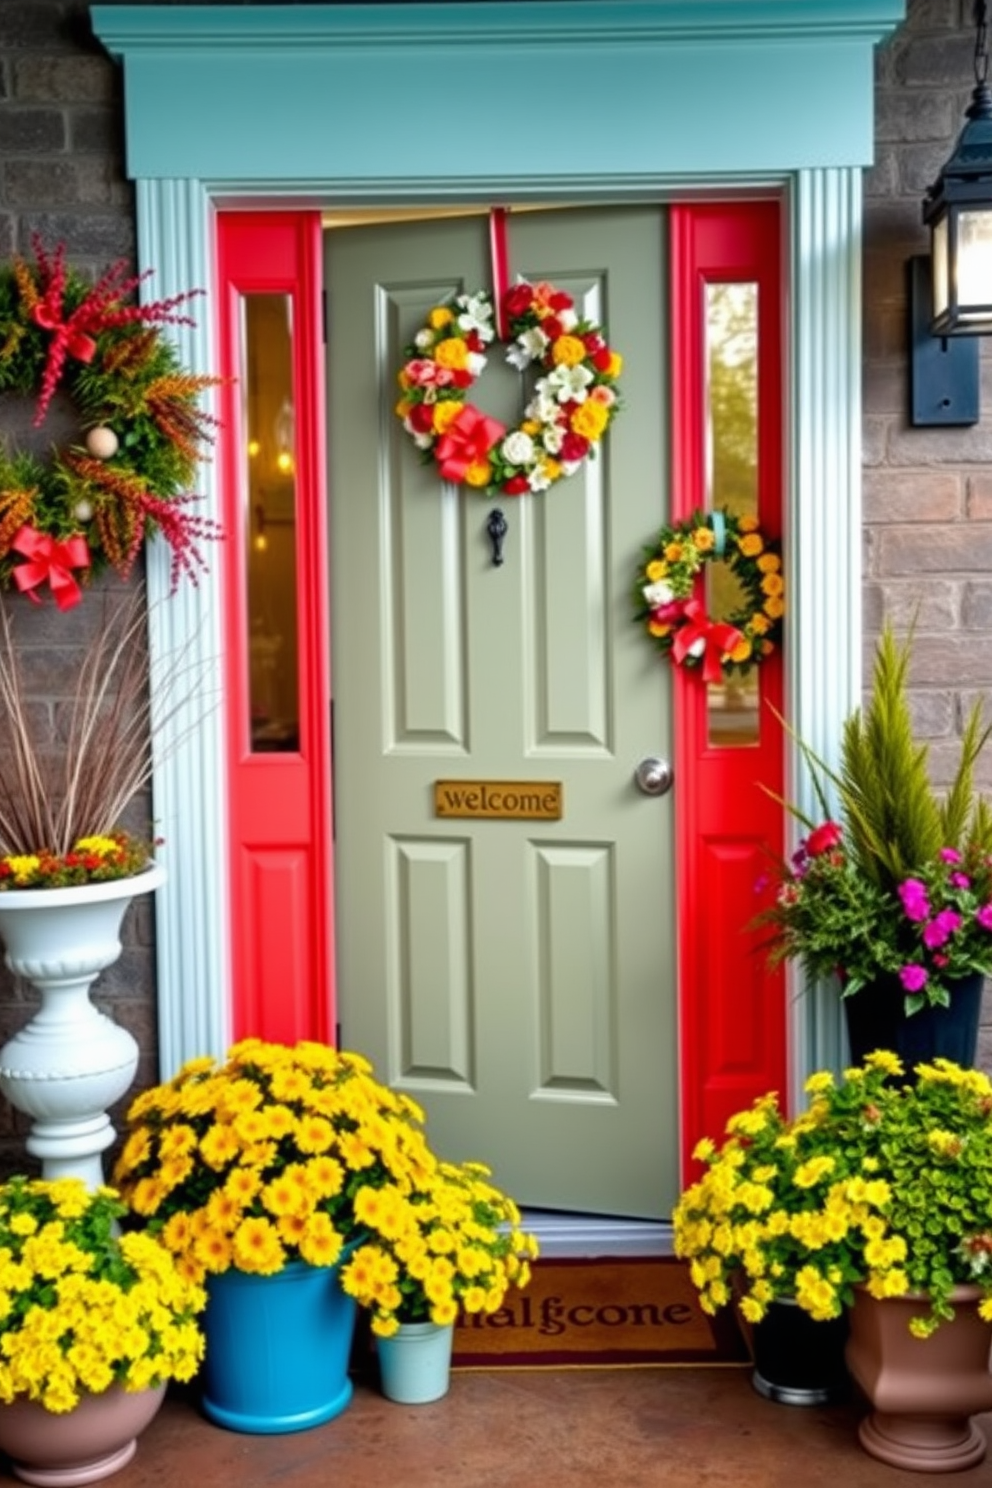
<box><xmin>487</xmin><ymin>508</ymin><xmax>508</xmax><ymax>567</ymax></box>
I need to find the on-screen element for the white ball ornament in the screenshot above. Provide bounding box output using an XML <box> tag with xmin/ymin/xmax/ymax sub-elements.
<box><xmin>73</xmin><ymin>499</ymin><xmax>94</xmax><ymax>524</ymax></box>
<box><xmin>85</xmin><ymin>426</ymin><xmax>119</xmax><ymax>461</ymax></box>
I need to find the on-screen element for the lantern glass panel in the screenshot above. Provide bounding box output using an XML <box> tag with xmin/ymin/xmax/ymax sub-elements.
<box><xmin>957</xmin><ymin>209</ymin><xmax>992</xmax><ymax>314</ymax></box>
<box><xmin>932</xmin><ymin>214</ymin><xmax>950</xmax><ymax>320</ymax></box>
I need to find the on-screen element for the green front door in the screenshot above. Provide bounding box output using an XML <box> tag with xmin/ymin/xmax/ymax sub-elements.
<box><xmin>327</xmin><ymin>208</ymin><xmax>677</xmax><ymax>1218</ymax></box>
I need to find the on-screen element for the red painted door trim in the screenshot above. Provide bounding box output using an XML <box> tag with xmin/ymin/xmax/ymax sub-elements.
<box><xmin>216</xmin><ymin>211</ymin><xmax>335</xmax><ymax>1045</ymax></box>
<box><xmin>670</xmin><ymin>201</ymin><xmax>787</xmax><ymax>1179</ymax></box>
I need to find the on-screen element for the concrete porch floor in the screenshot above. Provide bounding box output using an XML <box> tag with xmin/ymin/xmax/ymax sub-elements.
<box><xmin>105</xmin><ymin>1363</ymin><xmax>992</xmax><ymax>1488</ymax></box>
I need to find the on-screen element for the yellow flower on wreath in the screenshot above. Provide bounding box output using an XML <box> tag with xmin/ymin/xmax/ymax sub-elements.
<box><xmin>551</xmin><ymin>335</ymin><xmax>587</xmax><ymax>367</ymax></box>
<box><xmin>465</xmin><ymin>462</ymin><xmax>492</xmax><ymax>488</ymax></box>
<box><xmin>434</xmin><ymin>337</ymin><xmax>469</xmax><ymax>371</ymax></box>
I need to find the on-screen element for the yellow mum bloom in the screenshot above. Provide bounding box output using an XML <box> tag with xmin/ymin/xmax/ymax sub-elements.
<box><xmin>434</xmin><ymin>337</ymin><xmax>469</xmax><ymax>371</ymax></box>
<box><xmin>232</xmin><ymin>1218</ymin><xmax>285</xmax><ymax>1276</ymax></box>
<box><xmin>465</xmin><ymin>462</ymin><xmax>492</xmax><ymax>488</ymax></box>
<box><xmin>738</xmin><ymin>533</ymin><xmax>764</xmax><ymax>558</ymax></box>
<box><xmin>763</xmin><ymin>595</ymin><xmax>785</xmax><ymax>619</ymax></box>
<box><xmin>72</xmin><ymin>835</ymin><xmax>120</xmax><ymax>857</ymax></box>
<box><xmin>429</xmin><ymin>306</ymin><xmax>453</xmax><ymax>330</ymax></box>
<box><xmin>571</xmin><ymin>400</ymin><xmax>609</xmax><ymax>441</ymax></box>
<box><xmin>757</xmin><ymin>552</ymin><xmax>781</xmax><ymax>572</ymax></box>
<box><xmin>551</xmin><ymin>334</ymin><xmax>587</xmax><ymax>367</ymax></box>
<box><xmin>433</xmin><ymin>400</ymin><xmax>462</xmax><ymax>435</ymax></box>
<box><xmin>760</xmin><ymin>572</ymin><xmax>785</xmax><ymax>597</ymax></box>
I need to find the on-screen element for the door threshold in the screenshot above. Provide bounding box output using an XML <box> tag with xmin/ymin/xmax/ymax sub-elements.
<box><xmin>521</xmin><ymin>1210</ymin><xmax>674</xmax><ymax>1259</ymax></box>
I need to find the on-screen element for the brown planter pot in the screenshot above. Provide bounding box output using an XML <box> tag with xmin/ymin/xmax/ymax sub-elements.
<box><xmin>0</xmin><ymin>1383</ymin><xmax>166</xmax><ymax>1485</ymax></box>
<box><xmin>845</xmin><ymin>1284</ymin><xmax>992</xmax><ymax>1472</ymax></box>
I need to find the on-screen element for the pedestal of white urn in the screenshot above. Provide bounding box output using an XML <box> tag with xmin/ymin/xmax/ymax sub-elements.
<box><xmin>0</xmin><ymin>865</ymin><xmax>166</xmax><ymax>1187</ymax></box>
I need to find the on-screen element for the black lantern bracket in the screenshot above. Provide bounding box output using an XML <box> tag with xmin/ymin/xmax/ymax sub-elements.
<box><xmin>909</xmin><ymin>255</ymin><xmax>980</xmax><ymax>427</ymax></box>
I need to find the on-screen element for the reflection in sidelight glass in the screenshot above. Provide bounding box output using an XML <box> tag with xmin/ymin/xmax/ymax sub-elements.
<box><xmin>242</xmin><ymin>294</ymin><xmax>300</xmax><ymax>753</ymax></box>
<box><xmin>704</xmin><ymin>282</ymin><xmax>759</xmax><ymax>748</ymax></box>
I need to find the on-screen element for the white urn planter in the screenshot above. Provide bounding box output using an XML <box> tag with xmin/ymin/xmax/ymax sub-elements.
<box><xmin>0</xmin><ymin>864</ymin><xmax>165</xmax><ymax>1187</ymax></box>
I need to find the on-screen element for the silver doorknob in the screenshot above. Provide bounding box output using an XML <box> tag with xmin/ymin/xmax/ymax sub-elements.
<box><xmin>634</xmin><ymin>756</ymin><xmax>674</xmax><ymax>796</ymax></box>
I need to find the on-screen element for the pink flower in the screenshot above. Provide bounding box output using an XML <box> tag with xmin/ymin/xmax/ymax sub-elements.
<box><xmin>898</xmin><ymin>878</ymin><xmax>930</xmax><ymax>922</ymax></box>
<box><xmin>404</xmin><ymin>359</ymin><xmax>454</xmax><ymax>389</ymax></box>
<box><xmin>940</xmin><ymin>847</ymin><xmax>963</xmax><ymax>864</ymax></box>
<box><xmin>922</xmin><ymin>910</ymin><xmax>961</xmax><ymax>948</ymax></box>
<box><xmin>950</xmin><ymin>872</ymin><xmax>971</xmax><ymax>889</ymax></box>
<box><xmin>976</xmin><ymin>904</ymin><xmax>992</xmax><ymax>931</ymax></box>
<box><xmin>899</xmin><ymin>964</ymin><xmax>928</xmax><ymax>992</ymax></box>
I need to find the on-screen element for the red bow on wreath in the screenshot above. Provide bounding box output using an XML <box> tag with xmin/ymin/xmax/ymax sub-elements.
<box><xmin>10</xmin><ymin>525</ymin><xmax>90</xmax><ymax>610</ymax></box>
<box><xmin>671</xmin><ymin>599</ymin><xmax>743</xmax><ymax>684</ymax></box>
<box><xmin>435</xmin><ymin>405</ymin><xmax>505</xmax><ymax>484</ymax></box>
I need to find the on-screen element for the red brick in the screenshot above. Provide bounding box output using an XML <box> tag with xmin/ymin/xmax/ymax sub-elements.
<box><xmin>876</xmin><ymin>524</ymin><xmax>992</xmax><ymax>576</ymax></box>
<box><xmin>967</xmin><ymin>474</ymin><xmax>992</xmax><ymax>519</ymax></box>
<box><xmin>863</xmin><ymin>470</ymin><xmax>961</xmax><ymax>523</ymax></box>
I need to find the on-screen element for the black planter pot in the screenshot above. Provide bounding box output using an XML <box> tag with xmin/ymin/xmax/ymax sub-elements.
<box><xmin>750</xmin><ymin>1299</ymin><xmax>849</xmax><ymax>1407</ymax></box>
<box><xmin>843</xmin><ymin>971</ymin><xmax>984</xmax><ymax>1071</ymax></box>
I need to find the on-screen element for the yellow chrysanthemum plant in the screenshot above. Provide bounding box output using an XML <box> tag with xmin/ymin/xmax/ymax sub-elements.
<box><xmin>674</xmin><ymin>1051</ymin><xmax>992</xmax><ymax>1339</ymax></box>
<box><xmin>112</xmin><ymin>1038</ymin><xmax>510</xmax><ymax>1289</ymax></box>
<box><xmin>0</xmin><ymin>1177</ymin><xmax>205</xmax><ymax>1414</ymax></box>
<box><xmin>338</xmin><ymin>1157</ymin><xmax>540</xmax><ymax>1337</ymax></box>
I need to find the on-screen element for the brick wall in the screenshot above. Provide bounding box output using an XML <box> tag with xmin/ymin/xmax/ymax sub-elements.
<box><xmin>0</xmin><ymin>0</ymin><xmax>988</xmax><ymax>1175</ymax></box>
<box><xmin>0</xmin><ymin>1</ymin><xmax>144</xmax><ymax>1174</ymax></box>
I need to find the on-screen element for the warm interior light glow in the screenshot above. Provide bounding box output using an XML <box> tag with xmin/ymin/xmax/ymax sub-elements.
<box><xmin>931</xmin><ymin>217</ymin><xmax>950</xmax><ymax>319</ymax></box>
<box><xmin>957</xmin><ymin>210</ymin><xmax>992</xmax><ymax>309</ymax></box>
<box><xmin>247</xmin><ymin>438</ymin><xmax>261</xmax><ymax>458</ymax></box>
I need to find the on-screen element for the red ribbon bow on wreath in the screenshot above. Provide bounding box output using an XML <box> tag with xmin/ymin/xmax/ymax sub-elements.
<box><xmin>670</xmin><ymin>599</ymin><xmax>743</xmax><ymax>684</ymax></box>
<box><xmin>31</xmin><ymin>303</ymin><xmax>97</xmax><ymax>365</ymax></box>
<box><xmin>10</xmin><ymin>525</ymin><xmax>90</xmax><ymax>610</ymax></box>
<box><xmin>435</xmin><ymin>405</ymin><xmax>505</xmax><ymax>484</ymax></box>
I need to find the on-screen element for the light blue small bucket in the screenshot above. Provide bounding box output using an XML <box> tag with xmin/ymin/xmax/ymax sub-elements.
<box><xmin>376</xmin><ymin>1321</ymin><xmax>454</xmax><ymax>1405</ymax></box>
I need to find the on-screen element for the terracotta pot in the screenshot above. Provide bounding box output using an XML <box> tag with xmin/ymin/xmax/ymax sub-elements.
<box><xmin>845</xmin><ymin>1284</ymin><xmax>992</xmax><ymax>1472</ymax></box>
<box><xmin>0</xmin><ymin>1383</ymin><xmax>166</xmax><ymax>1486</ymax></box>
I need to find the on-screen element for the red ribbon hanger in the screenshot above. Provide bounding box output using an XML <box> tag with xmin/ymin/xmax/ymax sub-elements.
<box><xmin>489</xmin><ymin>207</ymin><xmax>510</xmax><ymax>339</ymax></box>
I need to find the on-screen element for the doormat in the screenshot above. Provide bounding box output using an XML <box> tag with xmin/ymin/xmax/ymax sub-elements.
<box><xmin>451</xmin><ymin>1256</ymin><xmax>751</xmax><ymax>1369</ymax></box>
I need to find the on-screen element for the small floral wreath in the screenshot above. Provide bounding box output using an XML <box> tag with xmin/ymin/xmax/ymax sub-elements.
<box><xmin>633</xmin><ymin>508</ymin><xmax>784</xmax><ymax>681</ymax></box>
<box><xmin>395</xmin><ymin>281</ymin><xmax>623</xmax><ymax>498</ymax></box>
<box><xmin>0</xmin><ymin>238</ymin><xmax>224</xmax><ymax>608</ymax></box>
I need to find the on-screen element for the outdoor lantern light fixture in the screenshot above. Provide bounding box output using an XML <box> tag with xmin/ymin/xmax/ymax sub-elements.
<box><xmin>911</xmin><ymin>0</ymin><xmax>992</xmax><ymax>426</ymax></box>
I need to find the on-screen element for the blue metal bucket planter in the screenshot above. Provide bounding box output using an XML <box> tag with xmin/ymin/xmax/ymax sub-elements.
<box><xmin>200</xmin><ymin>1257</ymin><xmax>358</xmax><ymax>1434</ymax></box>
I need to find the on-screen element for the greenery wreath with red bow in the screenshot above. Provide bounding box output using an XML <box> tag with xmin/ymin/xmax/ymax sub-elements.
<box><xmin>633</xmin><ymin>508</ymin><xmax>785</xmax><ymax>681</ymax></box>
<box><xmin>0</xmin><ymin>239</ymin><xmax>224</xmax><ymax>609</ymax></box>
<box><xmin>395</xmin><ymin>281</ymin><xmax>623</xmax><ymax>498</ymax></box>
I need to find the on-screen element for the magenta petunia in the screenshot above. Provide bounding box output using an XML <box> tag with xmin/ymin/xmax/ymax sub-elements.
<box><xmin>899</xmin><ymin>964</ymin><xmax>928</xmax><ymax>992</ymax></box>
<box><xmin>950</xmin><ymin>872</ymin><xmax>971</xmax><ymax>889</ymax></box>
<box><xmin>898</xmin><ymin>878</ymin><xmax>930</xmax><ymax>922</ymax></box>
<box><xmin>940</xmin><ymin>847</ymin><xmax>963</xmax><ymax>864</ymax></box>
<box><xmin>977</xmin><ymin>903</ymin><xmax>992</xmax><ymax>931</ymax></box>
<box><xmin>922</xmin><ymin>909</ymin><xmax>962</xmax><ymax>948</ymax></box>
